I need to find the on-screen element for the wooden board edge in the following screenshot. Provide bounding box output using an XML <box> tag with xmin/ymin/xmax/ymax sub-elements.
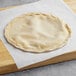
<box><xmin>1</xmin><ymin>50</ymin><xmax>76</xmax><ymax>74</ymax></box>
<box><xmin>0</xmin><ymin>6</ymin><xmax>17</xmax><ymax>10</ymax></box>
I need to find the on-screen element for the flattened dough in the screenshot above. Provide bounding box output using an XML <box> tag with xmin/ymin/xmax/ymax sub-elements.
<box><xmin>4</xmin><ymin>13</ymin><xmax>71</xmax><ymax>53</ymax></box>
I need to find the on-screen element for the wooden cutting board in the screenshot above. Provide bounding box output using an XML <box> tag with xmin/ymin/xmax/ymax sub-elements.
<box><xmin>0</xmin><ymin>0</ymin><xmax>76</xmax><ymax>74</ymax></box>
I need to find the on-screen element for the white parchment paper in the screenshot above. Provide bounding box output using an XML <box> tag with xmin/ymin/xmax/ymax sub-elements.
<box><xmin>0</xmin><ymin>0</ymin><xmax>76</xmax><ymax>69</ymax></box>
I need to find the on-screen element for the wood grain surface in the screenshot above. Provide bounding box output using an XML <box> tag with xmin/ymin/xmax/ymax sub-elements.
<box><xmin>64</xmin><ymin>0</ymin><xmax>76</xmax><ymax>12</ymax></box>
<box><xmin>0</xmin><ymin>0</ymin><xmax>76</xmax><ymax>74</ymax></box>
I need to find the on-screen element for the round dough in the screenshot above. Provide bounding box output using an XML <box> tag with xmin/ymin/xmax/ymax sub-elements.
<box><xmin>4</xmin><ymin>13</ymin><xmax>71</xmax><ymax>53</ymax></box>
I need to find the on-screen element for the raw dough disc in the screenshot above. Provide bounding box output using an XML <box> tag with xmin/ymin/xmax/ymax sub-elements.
<box><xmin>4</xmin><ymin>13</ymin><xmax>71</xmax><ymax>53</ymax></box>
